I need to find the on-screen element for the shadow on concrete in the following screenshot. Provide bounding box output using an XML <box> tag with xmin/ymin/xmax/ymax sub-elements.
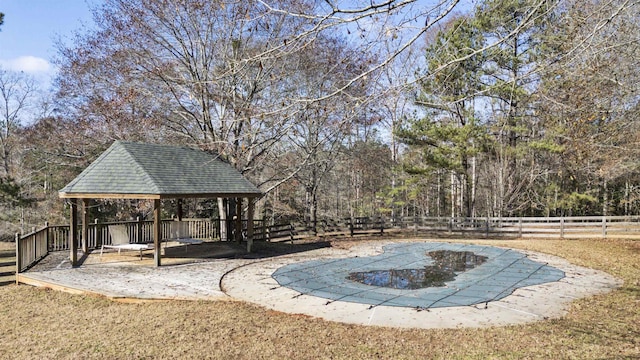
<box><xmin>21</xmin><ymin>240</ymin><xmax>334</xmax><ymax>272</ymax></box>
<box><xmin>75</xmin><ymin>251</ymin><xmax>91</xmax><ymax>267</ymax></box>
<box><xmin>161</xmin><ymin>240</ymin><xmax>332</xmax><ymax>260</ymax></box>
<box><xmin>246</xmin><ymin>240</ymin><xmax>332</xmax><ymax>259</ymax></box>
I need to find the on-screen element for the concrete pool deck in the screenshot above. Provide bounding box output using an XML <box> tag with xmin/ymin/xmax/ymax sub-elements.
<box><xmin>17</xmin><ymin>239</ymin><xmax>622</xmax><ymax>329</ymax></box>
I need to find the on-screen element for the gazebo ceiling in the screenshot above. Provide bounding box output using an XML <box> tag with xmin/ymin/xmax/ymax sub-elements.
<box><xmin>59</xmin><ymin>141</ymin><xmax>262</xmax><ymax>200</ymax></box>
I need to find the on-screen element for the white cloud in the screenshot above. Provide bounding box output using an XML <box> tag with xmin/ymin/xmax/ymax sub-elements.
<box><xmin>0</xmin><ymin>56</ymin><xmax>52</xmax><ymax>74</ymax></box>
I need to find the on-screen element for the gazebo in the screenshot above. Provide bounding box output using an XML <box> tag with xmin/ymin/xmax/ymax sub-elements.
<box><xmin>59</xmin><ymin>141</ymin><xmax>262</xmax><ymax>267</ymax></box>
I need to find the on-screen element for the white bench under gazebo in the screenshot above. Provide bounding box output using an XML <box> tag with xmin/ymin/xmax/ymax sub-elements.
<box><xmin>59</xmin><ymin>141</ymin><xmax>262</xmax><ymax>267</ymax></box>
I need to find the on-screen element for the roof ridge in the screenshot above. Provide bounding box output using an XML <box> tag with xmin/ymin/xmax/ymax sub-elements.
<box><xmin>119</xmin><ymin>142</ymin><xmax>163</xmax><ymax>193</ymax></box>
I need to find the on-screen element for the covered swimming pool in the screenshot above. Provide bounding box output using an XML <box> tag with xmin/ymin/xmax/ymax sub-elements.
<box><xmin>272</xmin><ymin>242</ymin><xmax>565</xmax><ymax>309</ymax></box>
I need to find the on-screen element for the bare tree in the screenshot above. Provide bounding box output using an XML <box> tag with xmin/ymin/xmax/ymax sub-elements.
<box><xmin>0</xmin><ymin>68</ymin><xmax>42</xmax><ymax>236</ymax></box>
<box><xmin>536</xmin><ymin>0</ymin><xmax>640</xmax><ymax>215</ymax></box>
<box><xmin>0</xmin><ymin>68</ymin><xmax>37</xmax><ymax>176</ymax></box>
<box><xmin>50</xmin><ymin>0</ymin><xmax>640</xmax><ymax>225</ymax></box>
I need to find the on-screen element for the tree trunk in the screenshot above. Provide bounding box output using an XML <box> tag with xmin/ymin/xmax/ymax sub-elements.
<box><xmin>602</xmin><ymin>179</ymin><xmax>608</xmax><ymax>216</ymax></box>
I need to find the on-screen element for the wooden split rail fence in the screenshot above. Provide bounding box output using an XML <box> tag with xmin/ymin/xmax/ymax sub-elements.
<box><xmin>275</xmin><ymin>215</ymin><xmax>640</xmax><ymax>241</ymax></box>
<box><xmin>0</xmin><ymin>246</ymin><xmax>15</xmax><ymax>286</ymax></box>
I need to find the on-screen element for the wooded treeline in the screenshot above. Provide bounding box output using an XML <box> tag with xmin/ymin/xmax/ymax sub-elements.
<box><xmin>0</xmin><ymin>0</ymin><xmax>638</xmax><ymax>239</ymax></box>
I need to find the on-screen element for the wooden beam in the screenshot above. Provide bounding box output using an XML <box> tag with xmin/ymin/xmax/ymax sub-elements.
<box><xmin>157</xmin><ymin>193</ymin><xmax>262</xmax><ymax>199</ymax></box>
<box><xmin>153</xmin><ymin>199</ymin><xmax>162</xmax><ymax>267</ymax></box>
<box><xmin>81</xmin><ymin>198</ymin><xmax>89</xmax><ymax>253</ymax></box>
<box><xmin>247</xmin><ymin>198</ymin><xmax>254</xmax><ymax>253</ymax></box>
<box><xmin>59</xmin><ymin>193</ymin><xmax>161</xmax><ymax>200</ymax></box>
<box><xmin>69</xmin><ymin>199</ymin><xmax>78</xmax><ymax>266</ymax></box>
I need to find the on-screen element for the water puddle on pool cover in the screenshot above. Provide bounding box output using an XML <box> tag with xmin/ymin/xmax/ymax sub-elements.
<box><xmin>347</xmin><ymin>250</ymin><xmax>488</xmax><ymax>289</ymax></box>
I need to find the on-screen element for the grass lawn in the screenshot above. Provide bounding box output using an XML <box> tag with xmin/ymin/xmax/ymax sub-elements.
<box><xmin>0</xmin><ymin>238</ymin><xmax>638</xmax><ymax>359</ymax></box>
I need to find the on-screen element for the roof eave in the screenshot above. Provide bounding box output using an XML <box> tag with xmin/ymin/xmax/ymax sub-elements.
<box><xmin>59</xmin><ymin>192</ymin><xmax>162</xmax><ymax>200</ymax></box>
<box><xmin>58</xmin><ymin>192</ymin><xmax>263</xmax><ymax>200</ymax></box>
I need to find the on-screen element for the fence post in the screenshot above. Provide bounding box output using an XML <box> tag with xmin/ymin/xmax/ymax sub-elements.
<box><xmin>44</xmin><ymin>221</ymin><xmax>49</xmax><ymax>253</ymax></box>
<box><xmin>349</xmin><ymin>218</ymin><xmax>354</xmax><ymax>237</ymax></box>
<box><xmin>30</xmin><ymin>227</ymin><xmax>36</xmax><ymax>263</ymax></box>
<box><xmin>560</xmin><ymin>217</ymin><xmax>565</xmax><ymax>239</ymax></box>
<box><xmin>602</xmin><ymin>216</ymin><xmax>607</xmax><ymax>239</ymax></box>
<box><xmin>266</xmin><ymin>223</ymin><xmax>271</xmax><ymax>242</ymax></box>
<box><xmin>15</xmin><ymin>233</ymin><xmax>21</xmax><ymax>276</ymax></box>
<box><xmin>379</xmin><ymin>217</ymin><xmax>384</xmax><ymax>236</ymax></box>
<box><xmin>448</xmin><ymin>217</ymin><xmax>453</xmax><ymax>234</ymax></box>
<box><xmin>289</xmin><ymin>223</ymin><xmax>295</xmax><ymax>244</ymax></box>
<box><xmin>137</xmin><ymin>216</ymin><xmax>144</xmax><ymax>243</ymax></box>
<box><xmin>94</xmin><ymin>219</ymin><xmax>101</xmax><ymax>247</ymax></box>
<box><xmin>485</xmin><ymin>217</ymin><xmax>489</xmax><ymax>238</ymax></box>
<box><xmin>518</xmin><ymin>217</ymin><xmax>523</xmax><ymax>238</ymax></box>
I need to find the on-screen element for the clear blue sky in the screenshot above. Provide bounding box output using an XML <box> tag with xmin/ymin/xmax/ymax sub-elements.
<box><xmin>0</xmin><ymin>0</ymin><xmax>96</xmax><ymax>83</ymax></box>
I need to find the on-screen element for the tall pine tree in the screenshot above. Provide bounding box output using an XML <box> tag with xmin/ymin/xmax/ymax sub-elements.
<box><xmin>397</xmin><ymin>16</ymin><xmax>488</xmax><ymax>218</ymax></box>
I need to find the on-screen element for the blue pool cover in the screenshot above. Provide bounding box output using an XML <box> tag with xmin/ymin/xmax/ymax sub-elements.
<box><xmin>272</xmin><ymin>242</ymin><xmax>565</xmax><ymax>309</ymax></box>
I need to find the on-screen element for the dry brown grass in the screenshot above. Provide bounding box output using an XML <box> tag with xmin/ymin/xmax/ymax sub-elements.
<box><xmin>0</xmin><ymin>238</ymin><xmax>638</xmax><ymax>359</ymax></box>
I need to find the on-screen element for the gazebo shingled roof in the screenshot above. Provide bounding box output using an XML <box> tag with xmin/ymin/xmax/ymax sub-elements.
<box><xmin>59</xmin><ymin>141</ymin><xmax>262</xmax><ymax>267</ymax></box>
<box><xmin>59</xmin><ymin>141</ymin><xmax>262</xmax><ymax>199</ymax></box>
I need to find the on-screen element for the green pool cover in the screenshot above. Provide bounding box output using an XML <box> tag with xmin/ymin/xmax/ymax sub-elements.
<box><xmin>272</xmin><ymin>242</ymin><xmax>565</xmax><ymax>309</ymax></box>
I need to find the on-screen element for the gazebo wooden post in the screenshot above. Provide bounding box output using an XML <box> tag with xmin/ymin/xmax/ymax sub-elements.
<box><xmin>247</xmin><ymin>198</ymin><xmax>254</xmax><ymax>253</ymax></box>
<box><xmin>235</xmin><ymin>198</ymin><xmax>243</xmax><ymax>243</ymax></box>
<box><xmin>81</xmin><ymin>198</ymin><xmax>89</xmax><ymax>253</ymax></box>
<box><xmin>177</xmin><ymin>199</ymin><xmax>183</xmax><ymax>221</ymax></box>
<box><xmin>153</xmin><ymin>199</ymin><xmax>162</xmax><ymax>266</ymax></box>
<box><xmin>69</xmin><ymin>199</ymin><xmax>78</xmax><ymax>266</ymax></box>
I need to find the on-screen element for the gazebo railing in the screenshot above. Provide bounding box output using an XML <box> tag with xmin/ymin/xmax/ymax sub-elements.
<box><xmin>54</xmin><ymin>218</ymin><xmax>225</xmax><ymax>251</ymax></box>
<box><xmin>16</xmin><ymin>225</ymin><xmax>50</xmax><ymax>273</ymax></box>
<box><xmin>16</xmin><ymin>218</ymin><xmax>226</xmax><ymax>273</ymax></box>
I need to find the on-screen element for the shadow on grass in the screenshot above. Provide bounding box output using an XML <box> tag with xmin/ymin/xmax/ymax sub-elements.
<box><xmin>561</xmin><ymin>316</ymin><xmax>640</xmax><ymax>359</ymax></box>
<box><xmin>560</xmin><ymin>284</ymin><xmax>640</xmax><ymax>357</ymax></box>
